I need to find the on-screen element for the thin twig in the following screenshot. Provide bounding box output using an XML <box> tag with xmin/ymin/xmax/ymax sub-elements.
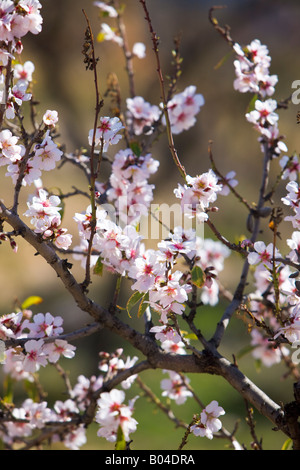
<box><xmin>139</xmin><ymin>0</ymin><xmax>186</xmax><ymax>181</ymax></box>
<box><xmin>81</xmin><ymin>9</ymin><xmax>104</xmax><ymax>291</ymax></box>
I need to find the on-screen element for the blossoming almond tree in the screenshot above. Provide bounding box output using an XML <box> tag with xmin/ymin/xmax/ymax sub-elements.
<box><xmin>0</xmin><ymin>0</ymin><xmax>300</xmax><ymax>451</ymax></box>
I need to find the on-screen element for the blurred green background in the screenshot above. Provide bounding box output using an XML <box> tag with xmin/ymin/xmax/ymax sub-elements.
<box><xmin>1</xmin><ymin>0</ymin><xmax>300</xmax><ymax>450</ymax></box>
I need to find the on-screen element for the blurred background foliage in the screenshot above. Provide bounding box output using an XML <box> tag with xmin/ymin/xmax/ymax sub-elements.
<box><xmin>1</xmin><ymin>0</ymin><xmax>300</xmax><ymax>450</ymax></box>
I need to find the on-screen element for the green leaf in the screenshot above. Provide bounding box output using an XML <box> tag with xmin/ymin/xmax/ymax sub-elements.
<box><xmin>126</xmin><ymin>291</ymin><xmax>144</xmax><ymax>317</ymax></box>
<box><xmin>93</xmin><ymin>256</ymin><xmax>104</xmax><ymax>276</ymax></box>
<box><xmin>247</xmin><ymin>93</ymin><xmax>258</xmax><ymax>113</ymax></box>
<box><xmin>183</xmin><ymin>333</ymin><xmax>198</xmax><ymax>341</ymax></box>
<box><xmin>214</xmin><ymin>49</ymin><xmax>234</xmax><ymax>70</ymax></box>
<box><xmin>130</xmin><ymin>141</ymin><xmax>142</xmax><ymax>158</ymax></box>
<box><xmin>115</xmin><ymin>425</ymin><xmax>127</xmax><ymax>450</ymax></box>
<box><xmin>281</xmin><ymin>438</ymin><xmax>292</xmax><ymax>450</ymax></box>
<box><xmin>137</xmin><ymin>292</ymin><xmax>149</xmax><ymax>318</ymax></box>
<box><xmin>2</xmin><ymin>375</ymin><xmax>14</xmax><ymax>404</ymax></box>
<box><xmin>191</xmin><ymin>265</ymin><xmax>206</xmax><ymax>288</ymax></box>
<box><xmin>21</xmin><ymin>295</ymin><xmax>43</xmax><ymax>310</ymax></box>
<box><xmin>236</xmin><ymin>344</ymin><xmax>257</xmax><ymax>360</ymax></box>
<box><xmin>24</xmin><ymin>380</ymin><xmax>40</xmax><ymax>402</ymax></box>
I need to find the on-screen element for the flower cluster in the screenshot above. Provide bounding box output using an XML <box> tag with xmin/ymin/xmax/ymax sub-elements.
<box><xmin>0</xmin><ymin>1</ymin><xmax>42</xmax><ymax>118</ymax></box>
<box><xmin>96</xmin><ymin>389</ymin><xmax>138</xmax><ymax>443</ymax></box>
<box><xmin>233</xmin><ymin>39</ymin><xmax>287</xmax><ymax>159</ymax></box>
<box><xmin>190</xmin><ymin>401</ymin><xmax>225</xmax><ymax>440</ymax></box>
<box><xmin>160</xmin><ymin>370</ymin><xmax>193</xmax><ymax>405</ymax></box>
<box><xmin>1</xmin><ymin>310</ymin><xmax>76</xmax><ymax>379</ymax></box>
<box><xmin>245</xmin><ymin>229</ymin><xmax>300</xmax><ymax>360</ymax></box>
<box><xmin>0</xmin><ymin>338</ymin><xmax>140</xmax><ymax>449</ymax></box>
<box><xmin>127</xmin><ymin>226</ymin><xmax>230</xmax><ymax>346</ymax></box>
<box><xmin>94</xmin><ymin>1</ymin><xmax>146</xmax><ymax>60</ymax></box>
<box><xmin>174</xmin><ymin>170</ymin><xmax>222</xmax><ymax>223</ymax></box>
<box><xmin>73</xmin><ymin>205</ymin><xmax>143</xmax><ymax>275</ymax></box>
<box><xmin>233</xmin><ymin>40</ymin><xmax>277</xmax><ymax>97</ymax></box>
<box><xmin>279</xmin><ymin>153</ymin><xmax>300</xmax><ymax>182</ymax></box>
<box><xmin>106</xmin><ymin>147</ymin><xmax>159</xmax><ymax>224</ymax></box>
<box><xmin>24</xmin><ymin>187</ymin><xmax>72</xmax><ymax>250</ymax></box>
<box><xmin>88</xmin><ymin>116</ymin><xmax>124</xmax><ymax>152</ymax></box>
<box><xmin>126</xmin><ymin>96</ymin><xmax>160</xmax><ymax>136</ymax></box>
<box><xmin>163</xmin><ymin>85</ymin><xmax>205</xmax><ymax>135</ymax></box>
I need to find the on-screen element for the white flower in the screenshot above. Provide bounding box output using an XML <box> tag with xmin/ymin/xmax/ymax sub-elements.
<box><xmin>43</xmin><ymin>109</ymin><xmax>58</xmax><ymax>126</ymax></box>
<box><xmin>163</xmin><ymin>85</ymin><xmax>205</xmax><ymax>134</ymax></box>
<box><xmin>248</xmin><ymin>241</ymin><xmax>279</xmax><ymax>268</ymax></box>
<box><xmin>99</xmin><ymin>23</ymin><xmax>123</xmax><ymax>46</ymax></box>
<box><xmin>31</xmin><ymin>132</ymin><xmax>62</xmax><ymax>171</ymax></box>
<box><xmin>160</xmin><ymin>370</ymin><xmax>193</xmax><ymax>405</ymax></box>
<box><xmin>96</xmin><ymin>389</ymin><xmax>138</xmax><ymax>443</ymax></box>
<box><xmin>13</xmin><ymin>60</ymin><xmax>35</xmax><ymax>82</ymax></box>
<box><xmin>132</xmin><ymin>42</ymin><xmax>146</xmax><ymax>59</ymax></box>
<box><xmin>88</xmin><ymin>116</ymin><xmax>123</xmax><ymax>152</ymax></box>
<box><xmin>0</xmin><ymin>129</ymin><xmax>23</xmax><ymax>166</ymax></box>
<box><xmin>23</xmin><ymin>339</ymin><xmax>47</xmax><ymax>373</ymax></box>
<box><xmin>93</xmin><ymin>1</ymin><xmax>118</xmax><ymax>17</ymax></box>
<box><xmin>191</xmin><ymin>400</ymin><xmax>225</xmax><ymax>440</ymax></box>
<box><xmin>42</xmin><ymin>339</ymin><xmax>76</xmax><ymax>363</ymax></box>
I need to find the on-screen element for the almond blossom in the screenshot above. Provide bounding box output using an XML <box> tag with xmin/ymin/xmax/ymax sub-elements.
<box><xmin>98</xmin><ymin>23</ymin><xmax>123</xmax><ymax>46</ymax></box>
<box><xmin>126</xmin><ymin>96</ymin><xmax>160</xmax><ymax>135</ymax></box>
<box><xmin>160</xmin><ymin>370</ymin><xmax>193</xmax><ymax>405</ymax></box>
<box><xmin>0</xmin><ymin>129</ymin><xmax>23</xmax><ymax>166</ymax></box>
<box><xmin>23</xmin><ymin>312</ymin><xmax>64</xmax><ymax>338</ymax></box>
<box><xmin>93</xmin><ymin>1</ymin><xmax>118</xmax><ymax>17</ymax></box>
<box><xmin>95</xmin><ymin>389</ymin><xmax>138</xmax><ymax>443</ymax></box>
<box><xmin>190</xmin><ymin>401</ymin><xmax>225</xmax><ymax>440</ymax></box>
<box><xmin>43</xmin><ymin>109</ymin><xmax>59</xmax><ymax>127</ymax></box>
<box><xmin>247</xmin><ymin>241</ymin><xmax>280</xmax><ymax>269</ymax></box>
<box><xmin>246</xmin><ymin>98</ymin><xmax>278</xmax><ymax>128</ymax></box>
<box><xmin>13</xmin><ymin>60</ymin><xmax>35</xmax><ymax>83</ymax></box>
<box><xmin>42</xmin><ymin>339</ymin><xmax>76</xmax><ymax>363</ymax></box>
<box><xmin>88</xmin><ymin>116</ymin><xmax>124</xmax><ymax>152</ymax></box>
<box><xmin>31</xmin><ymin>131</ymin><xmax>63</xmax><ymax>171</ymax></box>
<box><xmin>23</xmin><ymin>338</ymin><xmax>48</xmax><ymax>373</ymax></box>
<box><xmin>163</xmin><ymin>85</ymin><xmax>205</xmax><ymax>135</ymax></box>
<box><xmin>174</xmin><ymin>169</ymin><xmax>222</xmax><ymax>222</ymax></box>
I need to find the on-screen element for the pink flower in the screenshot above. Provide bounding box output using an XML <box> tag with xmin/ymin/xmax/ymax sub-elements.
<box><xmin>23</xmin><ymin>339</ymin><xmax>47</xmax><ymax>373</ymax></box>
<box><xmin>149</xmin><ymin>324</ymin><xmax>182</xmax><ymax>344</ymax></box>
<box><xmin>160</xmin><ymin>370</ymin><xmax>193</xmax><ymax>405</ymax></box>
<box><xmin>96</xmin><ymin>389</ymin><xmax>138</xmax><ymax>443</ymax></box>
<box><xmin>163</xmin><ymin>85</ymin><xmax>205</xmax><ymax>134</ymax></box>
<box><xmin>14</xmin><ymin>60</ymin><xmax>35</xmax><ymax>82</ymax></box>
<box><xmin>126</xmin><ymin>96</ymin><xmax>160</xmax><ymax>135</ymax></box>
<box><xmin>191</xmin><ymin>400</ymin><xmax>225</xmax><ymax>440</ymax></box>
<box><xmin>31</xmin><ymin>132</ymin><xmax>62</xmax><ymax>171</ymax></box>
<box><xmin>62</xmin><ymin>425</ymin><xmax>87</xmax><ymax>450</ymax></box>
<box><xmin>42</xmin><ymin>339</ymin><xmax>76</xmax><ymax>363</ymax></box>
<box><xmin>54</xmin><ymin>399</ymin><xmax>79</xmax><ymax>422</ymax></box>
<box><xmin>24</xmin><ymin>312</ymin><xmax>63</xmax><ymax>338</ymax></box>
<box><xmin>24</xmin><ymin>188</ymin><xmax>62</xmax><ymax>228</ymax></box>
<box><xmin>247</xmin><ymin>241</ymin><xmax>279</xmax><ymax>268</ymax></box>
<box><xmin>129</xmin><ymin>250</ymin><xmax>164</xmax><ymax>293</ymax></box>
<box><xmin>0</xmin><ymin>129</ymin><xmax>23</xmax><ymax>166</ymax></box>
<box><xmin>21</xmin><ymin>398</ymin><xmax>53</xmax><ymax>429</ymax></box>
<box><xmin>246</xmin><ymin>99</ymin><xmax>278</xmax><ymax>128</ymax></box>
<box><xmin>280</xmin><ymin>154</ymin><xmax>300</xmax><ymax>181</ymax></box>
<box><xmin>43</xmin><ymin>109</ymin><xmax>58</xmax><ymax>127</ymax></box>
<box><xmin>88</xmin><ymin>116</ymin><xmax>124</xmax><ymax>152</ymax></box>
<box><xmin>250</xmin><ymin>329</ymin><xmax>283</xmax><ymax>367</ymax></box>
